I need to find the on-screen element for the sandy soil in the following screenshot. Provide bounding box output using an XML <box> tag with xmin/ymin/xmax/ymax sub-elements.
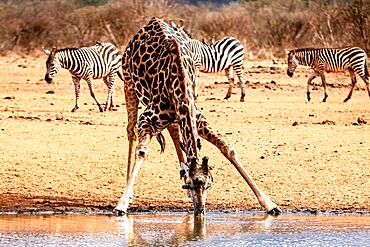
<box><xmin>0</xmin><ymin>55</ymin><xmax>369</xmax><ymax>214</ymax></box>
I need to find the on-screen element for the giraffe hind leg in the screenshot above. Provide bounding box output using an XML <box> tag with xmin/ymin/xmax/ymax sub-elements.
<box><xmin>167</xmin><ymin>124</ymin><xmax>193</xmax><ymax>201</ymax></box>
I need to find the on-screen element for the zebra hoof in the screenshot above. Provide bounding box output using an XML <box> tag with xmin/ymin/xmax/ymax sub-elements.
<box><xmin>71</xmin><ymin>107</ymin><xmax>79</xmax><ymax>112</ymax></box>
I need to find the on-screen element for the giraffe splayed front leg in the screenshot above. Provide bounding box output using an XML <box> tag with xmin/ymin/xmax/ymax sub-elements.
<box><xmin>115</xmin><ymin>134</ymin><xmax>151</xmax><ymax>214</ymax></box>
<box><xmin>196</xmin><ymin>114</ymin><xmax>281</xmax><ymax>215</ymax></box>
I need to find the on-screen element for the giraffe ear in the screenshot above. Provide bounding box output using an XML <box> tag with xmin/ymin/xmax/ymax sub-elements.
<box><xmin>178</xmin><ymin>19</ymin><xmax>184</xmax><ymax>28</ymax></box>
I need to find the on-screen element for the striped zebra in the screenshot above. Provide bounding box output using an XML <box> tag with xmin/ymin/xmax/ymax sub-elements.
<box><xmin>169</xmin><ymin>20</ymin><xmax>246</xmax><ymax>101</ymax></box>
<box><xmin>190</xmin><ymin>37</ymin><xmax>247</xmax><ymax>102</ymax></box>
<box><xmin>286</xmin><ymin>47</ymin><xmax>370</xmax><ymax>102</ymax></box>
<box><xmin>43</xmin><ymin>42</ymin><xmax>123</xmax><ymax>112</ymax></box>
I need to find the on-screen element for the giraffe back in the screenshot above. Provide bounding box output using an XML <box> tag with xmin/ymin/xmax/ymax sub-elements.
<box><xmin>122</xmin><ymin>17</ymin><xmax>200</xmax><ymax>158</ymax></box>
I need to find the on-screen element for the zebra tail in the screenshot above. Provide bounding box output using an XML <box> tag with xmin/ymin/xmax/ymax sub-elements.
<box><xmin>117</xmin><ymin>69</ymin><xmax>125</xmax><ymax>81</ymax></box>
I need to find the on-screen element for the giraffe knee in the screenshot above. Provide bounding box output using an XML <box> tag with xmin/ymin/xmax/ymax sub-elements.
<box><xmin>136</xmin><ymin>145</ymin><xmax>149</xmax><ymax>158</ymax></box>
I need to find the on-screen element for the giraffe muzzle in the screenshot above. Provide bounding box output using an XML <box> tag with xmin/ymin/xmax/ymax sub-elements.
<box><xmin>194</xmin><ymin>206</ymin><xmax>205</xmax><ymax>217</ymax></box>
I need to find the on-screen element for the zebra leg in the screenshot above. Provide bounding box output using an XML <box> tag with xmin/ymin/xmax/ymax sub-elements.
<box><xmin>103</xmin><ymin>75</ymin><xmax>115</xmax><ymax>111</ymax></box>
<box><xmin>320</xmin><ymin>73</ymin><xmax>328</xmax><ymax>102</ymax></box>
<box><xmin>306</xmin><ymin>73</ymin><xmax>317</xmax><ymax>102</ymax></box>
<box><xmin>196</xmin><ymin>113</ymin><xmax>281</xmax><ymax>215</ymax></box>
<box><xmin>71</xmin><ymin>76</ymin><xmax>81</xmax><ymax>112</ymax></box>
<box><xmin>224</xmin><ymin>66</ymin><xmax>234</xmax><ymax>100</ymax></box>
<box><xmin>85</xmin><ymin>77</ymin><xmax>103</xmax><ymax>112</ymax></box>
<box><xmin>363</xmin><ymin>77</ymin><xmax>370</xmax><ymax>98</ymax></box>
<box><xmin>193</xmin><ymin>68</ymin><xmax>200</xmax><ymax>100</ymax></box>
<box><xmin>235</xmin><ymin>65</ymin><xmax>246</xmax><ymax>102</ymax></box>
<box><xmin>344</xmin><ymin>69</ymin><xmax>357</xmax><ymax>102</ymax></box>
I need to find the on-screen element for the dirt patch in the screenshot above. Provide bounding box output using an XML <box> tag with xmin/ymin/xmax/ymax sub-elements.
<box><xmin>0</xmin><ymin>56</ymin><xmax>369</xmax><ymax>214</ymax></box>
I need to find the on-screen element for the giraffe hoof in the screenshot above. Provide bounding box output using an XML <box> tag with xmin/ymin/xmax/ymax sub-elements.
<box><xmin>267</xmin><ymin>207</ymin><xmax>282</xmax><ymax>216</ymax></box>
<box><xmin>114</xmin><ymin>207</ymin><xmax>127</xmax><ymax>216</ymax></box>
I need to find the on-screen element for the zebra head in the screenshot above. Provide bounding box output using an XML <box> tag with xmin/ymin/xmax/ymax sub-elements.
<box><xmin>182</xmin><ymin>156</ymin><xmax>213</xmax><ymax>217</ymax></box>
<box><xmin>43</xmin><ymin>47</ymin><xmax>61</xmax><ymax>83</ymax></box>
<box><xmin>286</xmin><ymin>49</ymin><xmax>298</xmax><ymax>77</ymax></box>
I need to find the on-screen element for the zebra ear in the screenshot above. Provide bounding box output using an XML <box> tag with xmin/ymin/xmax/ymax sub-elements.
<box><xmin>285</xmin><ymin>49</ymin><xmax>290</xmax><ymax>55</ymax></box>
<box><xmin>178</xmin><ymin>19</ymin><xmax>184</xmax><ymax>28</ymax></box>
<box><xmin>42</xmin><ymin>47</ymin><xmax>51</xmax><ymax>55</ymax></box>
<box><xmin>51</xmin><ymin>47</ymin><xmax>57</xmax><ymax>53</ymax></box>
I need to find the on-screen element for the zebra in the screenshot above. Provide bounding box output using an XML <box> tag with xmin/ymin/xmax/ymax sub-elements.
<box><xmin>169</xmin><ymin>20</ymin><xmax>246</xmax><ymax>102</ymax></box>
<box><xmin>190</xmin><ymin>37</ymin><xmax>247</xmax><ymax>102</ymax></box>
<box><xmin>43</xmin><ymin>42</ymin><xmax>123</xmax><ymax>112</ymax></box>
<box><xmin>286</xmin><ymin>47</ymin><xmax>370</xmax><ymax>102</ymax></box>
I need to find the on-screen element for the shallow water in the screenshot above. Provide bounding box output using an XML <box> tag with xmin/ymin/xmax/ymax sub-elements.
<box><xmin>0</xmin><ymin>212</ymin><xmax>369</xmax><ymax>246</ymax></box>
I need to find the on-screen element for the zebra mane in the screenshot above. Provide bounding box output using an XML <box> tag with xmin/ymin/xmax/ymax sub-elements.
<box><xmin>180</xmin><ymin>27</ymin><xmax>192</xmax><ymax>39</ymax></box>
<box><xmin>293</xmin><ymin>47</ymin><xmax>344</xmax><ymax>53</ymax></box>
<box><xmin>56</xmin><ymin>47</ymin><xmax>79</xmax><ymax>53</ymax></box>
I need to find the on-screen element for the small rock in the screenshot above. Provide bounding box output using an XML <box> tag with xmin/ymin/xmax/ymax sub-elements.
<box><xmin>46</xmin><ymin>90</ymin><xmax>55</xmax><ymax>94</ymax></box>
<box><xmin>292</xmin><ymin>121</ymin><xmax>299</xmax><ymax>126</ymax></box>
<box><xmin>4</xmin><ymin>96</ymin><xmax>15</xmax><ymax>100</ymax></box>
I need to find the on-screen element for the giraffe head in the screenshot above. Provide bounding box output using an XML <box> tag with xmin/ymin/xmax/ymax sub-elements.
<box><xmin>286</xmin><ymin>49</ymin><xmax>298</xmax><ymax>77</ymax></box>
<box><xmin>182</xmin><ymin>156</ymin><xmax>213</xmax><ymax>217</ymax></box>
<box><xmin>43</xmin><ymin>47</ymin><xmax>61</xmax><ymax>83</ymax></box>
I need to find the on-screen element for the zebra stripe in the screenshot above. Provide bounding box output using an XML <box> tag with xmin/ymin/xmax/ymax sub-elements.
<box><xmin>44</xmin><ymin>42</ymin><xmax>123</xmax><ymax>112</ymax></box>
<box><xmin>287</xmin><ymin>47</ymin><xmax>370</xmax><ymax>102</ymax></box>
<box><xmin>189</xmin><ymin>37</ymin><xmax>246</xmax><ymax>102</ymax></box>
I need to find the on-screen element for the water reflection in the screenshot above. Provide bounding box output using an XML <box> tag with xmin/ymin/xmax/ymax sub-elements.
<box><xmin>0</xmin><ymin>212</ymin><xmax>369</xmax><ymax>246</ymax></box>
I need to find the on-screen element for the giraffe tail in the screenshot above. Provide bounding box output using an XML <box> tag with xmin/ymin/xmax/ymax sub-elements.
<box><xmin>156</xmin><ymin>132</ymin><xmax>166</xmax><ymax>153</ymax></box>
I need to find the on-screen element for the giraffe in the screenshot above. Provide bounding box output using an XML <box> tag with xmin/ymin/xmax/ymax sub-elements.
<box><xmin>114</xmin><ymin>17</ymin><xmax>281</xmax><ymax>217</ymax></box>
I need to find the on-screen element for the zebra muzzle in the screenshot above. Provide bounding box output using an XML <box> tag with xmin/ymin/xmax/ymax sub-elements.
<box><xmin>44</xmin><ymin>74</ymin><xmax>53</xmax><ymax>83</ymax></box>
<box><xmin>287</xmin><ymin>71</ymin><xmax>294</xmax><ymax>77</ymax></box>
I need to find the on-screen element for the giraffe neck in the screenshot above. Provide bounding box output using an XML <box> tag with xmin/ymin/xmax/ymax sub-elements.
<box><xmin>178</xmin><ymin>99</ymin><xmax>200</xmax><ymax>162</ymax></box>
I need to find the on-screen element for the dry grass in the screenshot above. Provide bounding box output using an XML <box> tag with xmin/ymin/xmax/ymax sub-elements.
<box><xmin>0</xmin><ymin>0</ymin><xmax>369</xmax><ymax>57</ymax></box>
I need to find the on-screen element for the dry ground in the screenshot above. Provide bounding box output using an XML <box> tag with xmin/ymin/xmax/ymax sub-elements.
<box><xmin>0</xmin><ymin>55</ymin><xmax>369</xmax><ymax>214</ymax></box>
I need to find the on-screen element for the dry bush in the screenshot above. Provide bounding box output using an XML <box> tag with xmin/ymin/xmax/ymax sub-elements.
<box><xmin>0</xmin><ymin>0</ymin><xmax>369</xmax><ymax>58</ymax></box>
